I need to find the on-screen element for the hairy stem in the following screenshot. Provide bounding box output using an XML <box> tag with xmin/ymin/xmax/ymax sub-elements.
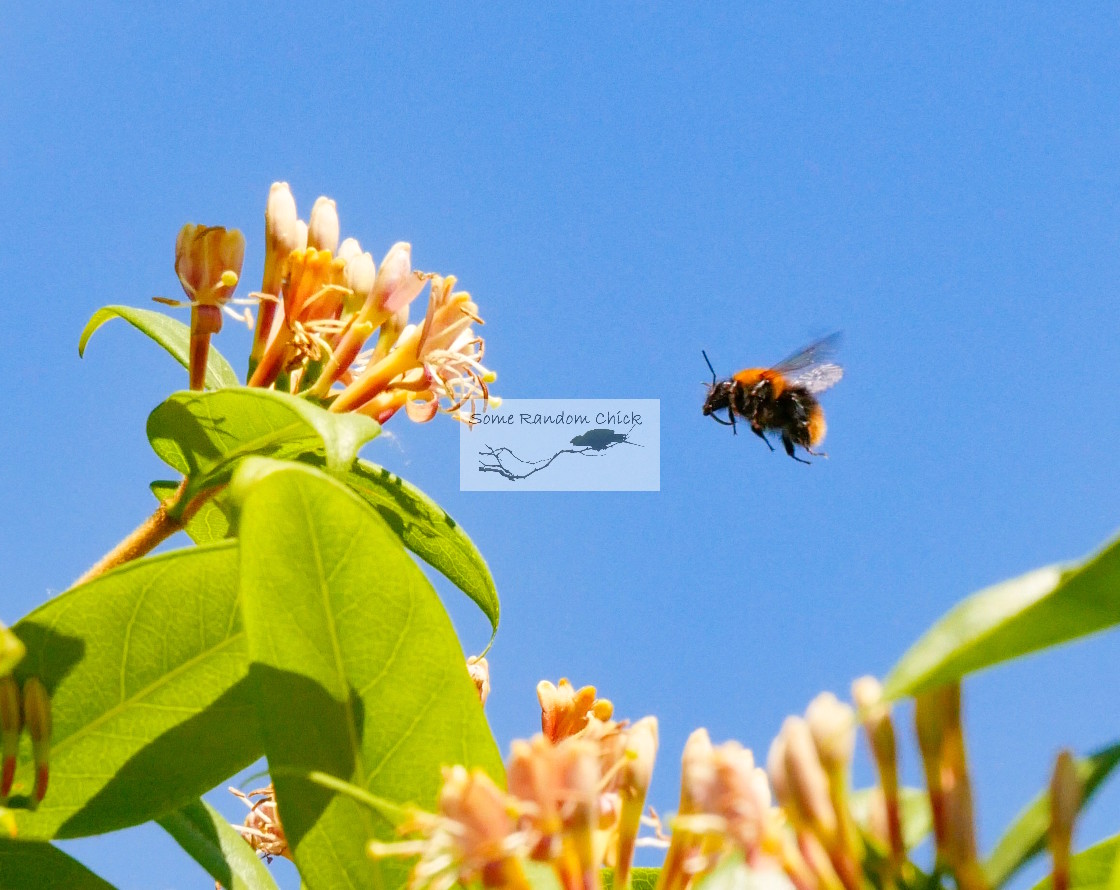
<box><xmin>73</xmin><ymin>480</ymin><xmax>209</xmax><ymax>587</ymax></box>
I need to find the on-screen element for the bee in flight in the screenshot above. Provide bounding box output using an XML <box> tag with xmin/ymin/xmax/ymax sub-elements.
<box><xmin>702</xmin><ymin>333</ymin><xmax>843</xmax><ymax>464</ymax></box>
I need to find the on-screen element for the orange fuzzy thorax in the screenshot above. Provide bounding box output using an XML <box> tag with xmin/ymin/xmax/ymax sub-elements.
<box><xmin>732</xmin><ymin>368</ymin><xmax>787</xmax><ymax>397</ymax></box>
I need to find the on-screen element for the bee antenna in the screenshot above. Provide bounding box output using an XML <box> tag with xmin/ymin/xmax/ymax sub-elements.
<box><xmin>701</xmin><ymin>349</ymin><xmax>718</xmax><ymax>385</ymax></box>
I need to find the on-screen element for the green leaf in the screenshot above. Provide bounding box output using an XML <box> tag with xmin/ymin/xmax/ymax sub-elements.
<box><xmin>79</xmin><ymin>305</ymin><xmax>239</xmax><ymax>390</ymax></box>
<box><xmin>346</xmin><ymin>459</ymin><xmax>499</xmax><ymax>637</ymax></box>
<box><xmin>524</xmin><ymin>860</ymin><xmax>564</xmax><ymax>890</ymax></box>
<box><xmin>7</xmin><ymin>542</ymin><xmax>259</xmax><ymax>839</ymax></box>
<box><xmin>985</xmin><ymin>741</ymin><xmax>1120</xmax><ymax>888</ymax></box>
<box><xmin>603</xmin><ymin>867</ymin><xmax>661</xmax><ymax>890</ymax></box>
<box><xmin>694</xmin><ymin>854</ymin><xmax>796</xmax><ymax>890</ymax></box>
<box><xmin>0</xmin><ymin>622</ymin><xmax>25</xmax><ymax>675</ymax></box>
<box><xmin>151</xmin><ymin>480</ymin><xmax>231</xmax><ymax>544</ymax></box>
<box><xmin>147</xmin><ymin>388</ymin><xmax>380</xmax><ymax>515</ymax></box>
<box><xmin>0</xmin><ymin>839</ymin><xmax>119</xmax><ymax>889</ymax></box>
<box><xmin>233</xmin><ymin>460</ymin><xmax>503</xmax><ymax>890</ymax></box>
<box><xmin>1032</xmin><ymin>834</ymin><xmax>1120</xmax><ymax>890</ymax></box>
<box><xmin>883</xmin><ymin>534</ymin><xmax>1120</xmax><ymax>698</ymax></box>
<box><xmin>158</xmin><ymin>798</ymin><xmax>279</xmax><ymax>890</ymax></box>
<box><xmin>849</xmin><ymin>786</ymin><xmax>932</xmax><ymax>850</ymax></box>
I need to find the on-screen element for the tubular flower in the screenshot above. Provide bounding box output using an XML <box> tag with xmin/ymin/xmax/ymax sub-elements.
<box><xmin>248</xmin><ymin>245</ymin><xmax>353</xmax><ymax>389</ymax></box>
<box><xmin>852</xmin><ymin>676</ymin><xmax>904</xmax><ymax>867</ymax></box>
<box><xmin>0</xmin><ymin>676</ymin><xmax>20</xmax><ymax>800</ymax></box>
<box><xmin>507</xmin><ymin>735</ymin><xmax>602</xmax><ymax>890</ymax></box>
<box><xmin>330</xmin><ymin>274</ymin><xmax>496</xmax><ymax>424</ymax></box>
<box><xmin>175</xmin><ymin>224</ymin><xmax>246</xmax><ymax>309</ymax></box>
<box><xmin>173</xmin><ymin>224</ymin><xmax>245</xmax><ymax>389</ymax></box>
<box><xmin>250</xmin><ymin>182</ymin><xmax>305</xmax><ymax>371</ymax></box>
<box><xmin>370</xmin><ymin>766</ymin><xmax>531</xmax><ymax>890</ymax></box>
<box><xmin>804</xmin><ymin>694</ymin><xmax>864</xmax><ymax>866</ymax></box>
<box><xmin>21</xmin><ymin>677</ymin><xmax>50</xmax><ymax>806</ymax></box>
<box><xmin>1048</xmin><ymin>750</ymin><xmax>1080</xmax><ymax>890</ymax></box>
<box><xmin>610</xmin><ymin>717</ymin><xmax>659</xmax><ymax>890</ymax></box>
<box><xmin>536</xmin><ymin>679</ymin><xmax>614</xmax><ymax>744</ymax></box>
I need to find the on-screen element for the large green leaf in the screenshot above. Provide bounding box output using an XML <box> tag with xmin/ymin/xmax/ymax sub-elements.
<box><xmin>346</xmin><ymin>459</ymin><xmax>499</xmax><ymax>637</ymax></box>
<box><xmin>150</xmin><ymin>480</ymin><xmax>231</xmax><ymax>544</ymax></box>
<box><xmin>0</xmin><ymin>622</ymin><xmax>24</xmax><ymax>675</ymax></box>
<box><xmin>0</xmin><ymin>839</ymin><xmax>118</xmax><ymax>889</ymax></box>
<box><xmin>158</xmin><ymin>798</ymin><xmax>279</xmax><ymax>890</ymax></box>
<box><xmin>883</xmin><ymin>535</ymin><xmax>1120</xmax><ymax>698</ymax></box>
<box><xmin>7</xmin><ymin>542</ymin><xmax>259</xmax><ymax>838</ymax></box>
<box><xmin>79</xmin><ymin>305</ymin><xmax>240</xmax><ymax>390</ymax></box>
<box><xmin>1033</xmin><ymin>834</ymin><xmax>1120</xmax><ymax>890</ymax></box>
<box><xmin>985</xmin><ymin>741</ymin><xmax>1120</xmax><ymax>888</ymax></box>
<box><xmin>233</xmin><ymin>460</ymin><xmax>503</xmax><ymax>890</ymax></box>
<box><xmin>147</xmin><ymin>388</ymin><xmax>380</xmax><ymax>515</ymax></box>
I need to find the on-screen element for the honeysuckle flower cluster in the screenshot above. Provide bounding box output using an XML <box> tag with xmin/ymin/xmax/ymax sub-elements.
<box><xmin>369</xmin><ymin>678</ymin><xmax>659</xmax><ymax>890</ymax></box>
<box><xmin>365</xmin><ymin>675</ymin><xmax>1084</xmax><ymax>890</ymax></box>
<box><xmin>170</xmin><ymin>182</ymin><xmax>497</xmax><ymax>425</ymax></box>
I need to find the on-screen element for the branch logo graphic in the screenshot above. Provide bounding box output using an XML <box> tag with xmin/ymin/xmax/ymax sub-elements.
<box><xmin>460</xmin><ymin>400</ymin><xmax>660</xmax><ymax>491</ymax></box>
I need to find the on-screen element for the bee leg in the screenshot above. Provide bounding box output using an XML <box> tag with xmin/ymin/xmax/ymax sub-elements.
<box><xmin>751</xmin><ymin>425</ymin><xmax>774</xmax><ymax>452</ymax></box>
<box><xmin>782</xmin><ymin>433</ymin><xmax>811</xmax><ymax>464</ymax></box>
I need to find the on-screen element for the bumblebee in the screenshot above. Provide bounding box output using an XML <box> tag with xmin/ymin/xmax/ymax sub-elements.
<box><xmin>702</xmin><ymin>333</ymin><xmax>843</xmax><ymax>464</ymax></box>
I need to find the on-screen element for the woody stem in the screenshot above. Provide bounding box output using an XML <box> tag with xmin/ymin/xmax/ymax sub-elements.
<box><xmin>73</xmin><ymin>480</ymin><xmax>210</xmax><ymax>587</ymax></box>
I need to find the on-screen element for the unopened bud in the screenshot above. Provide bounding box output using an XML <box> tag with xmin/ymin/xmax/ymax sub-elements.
<box><xmin>852</xmin><ymin>676</ymin><xmax>903</xmax><ymax>864</ymax></box>
<box><xmin>375</xmin><ymin>242</ymin><xmax>421</xmax><ymax>313</ymax></box>
<box><xmin>0</xmin><ymin>676</ymin><xmax>20</xmax><ymax>799</ymax></box>
<box><xmin>781</xmin><ymin>717</ymin><xmax>837</xmax><ymax>845</ymax></box>
<box><xmin>22</xmin><ymin>677</ymin><xmax>50</xmax><ymax>804</ymax></box>
<box><xmin>266</xmin><ymin>183</ymin><xmax>301</xmax><ymax>255</ymax></box>
<box><xmin>337</xmin><ymin>237</ymin><xmax>362</xmax><ymax>263</ymax></box>
<box><xmin>307</xmin><ymin>197</ymin><xmax>340</xmax><ymax>253</ymax></box>
<box><xmin>680</xmin><ymin>727</ymin><xmax>715</xmax><ymax>815</ymax></box>
<box><xmin>344</xmin><ymin>251</ymin><xmax>377</xmax><ymax>299</ymax></box>
<box><xmin>1048</xmin><ymin>749</ymin><xmax>1080</xmax><ymax>890</ymax></box>
<box><xmin>466</xmin><ymin>656</ymin><xmax>490</xmax><ymax>706</ymax></box>
<box><xmin>806</xmin><ymin>692</ymin><xmax>855</xmax><ymax>774</ymax></box>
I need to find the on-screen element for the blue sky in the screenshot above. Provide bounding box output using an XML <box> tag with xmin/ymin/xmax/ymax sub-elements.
<box><xmin>3</xmin><ymin>3</ymin><xmax>1120</xmax><ymax>888</ymax></box>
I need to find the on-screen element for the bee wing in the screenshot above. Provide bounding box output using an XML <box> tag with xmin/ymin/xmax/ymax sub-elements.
<box><xmin>769</xmin><ymin>332</ymin><xmax>841</xmax><ymax>376</ymax></box>
<box><xmin>787</xmin><ymin>362</ymin><xmax>843</xmax><ymax>394</ymax></box>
